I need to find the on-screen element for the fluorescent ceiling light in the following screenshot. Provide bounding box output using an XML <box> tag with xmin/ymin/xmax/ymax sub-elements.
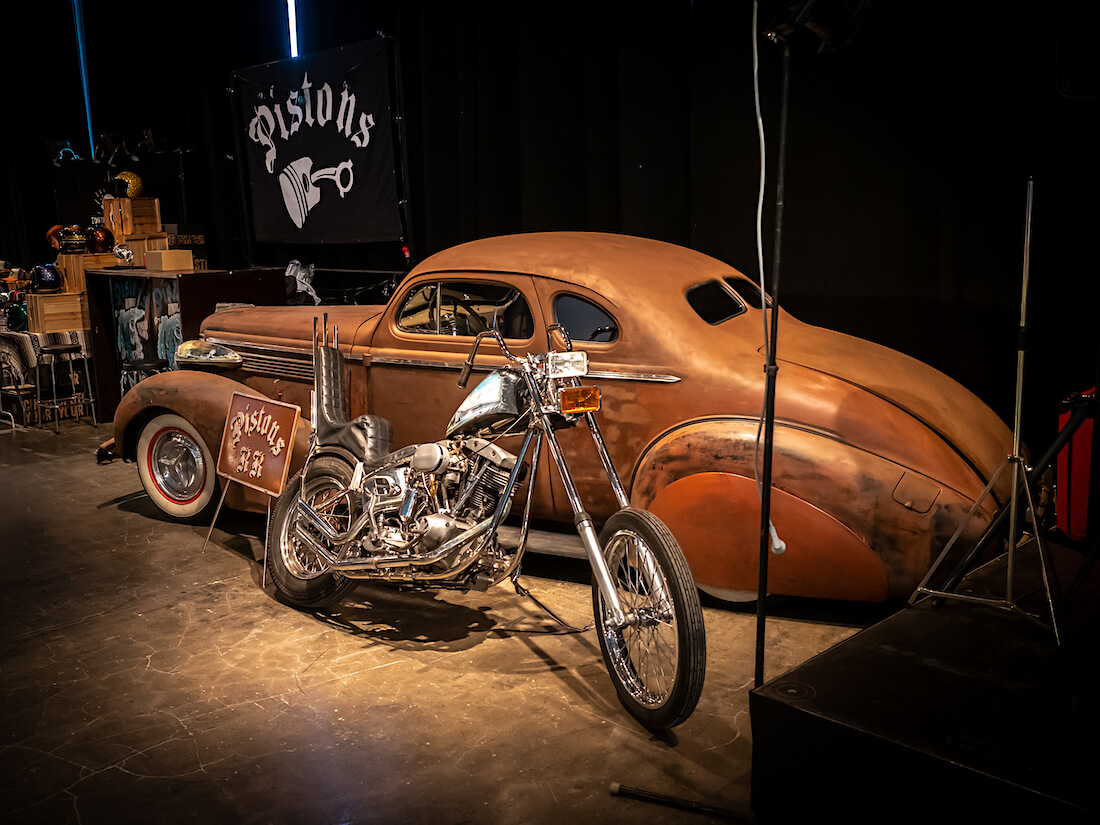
<box><xmin>288</xmin><ymin>0</ymin><xmax>299</xmax><ymax>57</ymax></box>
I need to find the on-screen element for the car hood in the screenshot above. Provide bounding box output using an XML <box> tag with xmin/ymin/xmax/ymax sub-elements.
<box><xmin>770</xmin><ymin>316</ymin><xmax>1013</xmax><ymax>498</ymax></box>
<box><xmin>200</xmin><ymin>305</ymin><xmax>386</xmax><ymax>350</ymax></box>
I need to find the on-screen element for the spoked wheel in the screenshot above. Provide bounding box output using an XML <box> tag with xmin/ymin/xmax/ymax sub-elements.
<box><xmin>593</xmin><ymin>508</ymin><xmax>706</xmax><ymax>729</ymax></box>
<box><xmin>266</xmin><ymin>454</ymin><xmax>359</xmax><ymax>609</ymax></box>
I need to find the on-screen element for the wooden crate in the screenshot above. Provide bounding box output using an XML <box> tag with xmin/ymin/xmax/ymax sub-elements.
<box><xmin>145</xmin><ymin>249</ymin><xmax>193</xmax><ymax>270</ymax></box>
<box><xmin>56</xmin><ymin>253</ymin><xmax>117</xmax><ymax>293</ymax></box>
<box><xmin>118</xmin><ymin>232</ymin><xmax>169</xmax><ymax>265</ymax></box>
<box><xmin>27</xmin><ymin>292</ymin><xmax>90</xmax><ymax>333</ymax></box>
<box><xmin>103</xmin><ymin>197</ymin><xmax>161</xmax><ymax>236</ymax></box>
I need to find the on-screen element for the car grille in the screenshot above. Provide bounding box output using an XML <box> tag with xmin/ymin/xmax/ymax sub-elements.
<box><xmin>239</xmin><ymin>350</ymin><xmax>315</xmax><ymax>381</ymax></box>
<box><xmin>203</xmin><ymin>337</ymin><xmax>316</xmax><ymax>381</ymax></box>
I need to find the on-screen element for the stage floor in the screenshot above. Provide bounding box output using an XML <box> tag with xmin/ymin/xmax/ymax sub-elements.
<box><xmin>1</xmin><ymin>420</ymin><xmax>875</xmax><ymax>825</ymax></box>
<box><xmin>6</xmin><ymin>419</ymin><xmax>1096</xmax><ymax>823</ymax></box>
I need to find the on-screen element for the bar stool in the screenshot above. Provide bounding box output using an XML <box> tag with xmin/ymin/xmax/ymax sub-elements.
<box><xmin>1</xmin><ymin>354</ymin><xmax>18</xmax><ymax>433</ymax></box>
<box><xmin>119</xmin><ymin>357</ymin><xmax>169</xmax><ymax>397</ymax></box>
<box><xmin>36</xmin><ymin>343</ymin><xmax>97</xmax><ymax>433</ymax></box>
<box><xmin>1</xmin><ymin>353</ymin><xmax>36</xmax><ymax>428</ymax></box>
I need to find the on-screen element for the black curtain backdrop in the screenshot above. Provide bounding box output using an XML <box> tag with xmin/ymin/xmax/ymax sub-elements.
<box><xmin>3</xmin><ymin>0</ymin><xmax>1098</xmax><ymax>456</ymax></box>
<box><xmin>234</xmin><ymin>38</ymin><xmax>403</xmax><ymax>244</ymax></box>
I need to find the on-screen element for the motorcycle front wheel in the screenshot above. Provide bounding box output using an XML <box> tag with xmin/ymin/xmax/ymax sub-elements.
<box><xmin>267</xmin><ymin>454</ymin><xmax>359</xmax><ymax>609</ymax></box>
<box><xmin>593</xmin><ymin>508</ymin><xmax>706</xmax><ymax>730</ymax></box>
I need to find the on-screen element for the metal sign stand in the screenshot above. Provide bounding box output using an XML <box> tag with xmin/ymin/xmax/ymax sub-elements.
<box><xmin>201</xmin><ymin>484</ymin><xmax>231</xmax><ymax>554</ymax></box>
<box><xmin>263</xmin><ymin>497</ymin><xmax>271</xmax><ymax>588</ymax></box>
<box><xmin>201</xmin><ymin>392</ymin><xmax>300</xmax><ymax>591</ymax></box>
<box><xmin>200</xmin><ymin>482</ymin><xmax>274</xmax><ymax>587</ymax></box>
<box><xmin>909</xmin><ymin>179</ymin><xmax>1062</xmax><ymax>643</ymax></box>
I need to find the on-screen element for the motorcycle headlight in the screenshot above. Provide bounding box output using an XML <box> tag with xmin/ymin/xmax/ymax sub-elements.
<box><xmin>176</xmin><ymin>339</ymin><xmax>243</xmax><ymax>367</ymax></box>
<box><xmin>547</xmin><ymin>350</ymin><xmax>588</xmax><ymax>379</ymax></box>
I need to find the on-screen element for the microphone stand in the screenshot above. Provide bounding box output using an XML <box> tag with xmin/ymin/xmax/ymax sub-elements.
<box><xmin>909</xmin><ymin>178</ymin><xmax>1062</xmax><ymax>643</ymax></box>
<box><xmin>755</xmin><ymin>31</ymin><xmax>791</xmax><ymax>689</ymax></box>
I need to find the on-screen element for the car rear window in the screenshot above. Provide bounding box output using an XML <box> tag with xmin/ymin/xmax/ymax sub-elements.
<box><xmin>686</xmin><ymin>278</ymin><xmax>769</xmax><ymax>325</ymax></box>
<box><xmin>686</xmin><ymin>281</ymin><xmax>747</xmax><ymax>325</ymax></box>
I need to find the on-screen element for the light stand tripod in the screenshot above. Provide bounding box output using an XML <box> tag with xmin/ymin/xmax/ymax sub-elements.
<box><xmin>909</xmin><ymin>178</ymin><xmax>1063</xmax><ymax>642</ymax></box>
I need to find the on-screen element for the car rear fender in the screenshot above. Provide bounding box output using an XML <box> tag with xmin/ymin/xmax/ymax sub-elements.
<box><xmin>629</xmin><ymin>417</ymin><xmax>992</xmax><ymax>600</ymax></box>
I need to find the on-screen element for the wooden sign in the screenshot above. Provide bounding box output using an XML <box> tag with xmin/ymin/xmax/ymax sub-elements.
<box><xmin>217</xmin><ymin>393</ymin><xmax>300</xmax><ymax>497</ymax></box>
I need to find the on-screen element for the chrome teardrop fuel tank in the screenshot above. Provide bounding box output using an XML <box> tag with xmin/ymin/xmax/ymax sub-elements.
<box><xmin>446</xmin><ymin>371</ymin><xmax>524</xmax><ymax>437</ymax></box>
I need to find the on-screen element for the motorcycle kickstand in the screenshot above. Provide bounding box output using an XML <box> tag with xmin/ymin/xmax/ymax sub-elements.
<box><xmin>511</xmin><ymin>575</ymin><xmax>593</xmax><ymax>634</ymax></box>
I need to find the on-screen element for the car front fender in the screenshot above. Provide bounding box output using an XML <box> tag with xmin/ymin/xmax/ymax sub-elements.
<box><xmin>629</xmin><ymin>417</ymin><xmax>994</xmax><ymax>601</ymax></box>
<box><xmin>114</xmin><ymin>371</ymin><xmax>312</xmax><ymax>512</ymax></box>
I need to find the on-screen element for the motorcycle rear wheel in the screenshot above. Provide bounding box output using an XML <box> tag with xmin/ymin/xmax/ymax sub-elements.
<box><xmin>593</xmin><ymin>508</ymin><xmax>706</xmax><ymax>729</ymax></box>
<box><xmin>267</xmin><ymin>454</ymin><xmax>359</xmax><ymax>609</ymax></box>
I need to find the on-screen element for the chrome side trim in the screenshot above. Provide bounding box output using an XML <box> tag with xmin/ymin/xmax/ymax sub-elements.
<box><xmin>587</xmin><ymin>370</ymin><xmax>681</xmax><ymax>384</ymax></box>
<box><xmin>204</xmin><ymin>336</ymin><xmax>364</xmax><ymax>363</ymax></box>
<box><xmin>370</xmin><ymin>356</ymin><xmax>681</xmax><ymax>384</ymax></box>
<box><xmin>202</xmin><ymin>339</ymin><xmax>681</xmax><ymax>384</ymax></box>
<box><xmin>371</xmin><ymin>357</ymin><xmax>462</xmax><ymax>371</ymax></box>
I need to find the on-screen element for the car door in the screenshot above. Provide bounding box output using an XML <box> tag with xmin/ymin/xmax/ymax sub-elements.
<box><xmin>530</xmin><ymin>278</ymin><xmax>686</xmax><ymax>523</ymax></box>
<box><xmin>364</xmin><ymin>273</ymin><xmax>561</xmax><ymax>518</ymax></box>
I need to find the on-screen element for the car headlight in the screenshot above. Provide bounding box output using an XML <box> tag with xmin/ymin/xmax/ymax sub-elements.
<box><xmin>176</xmin><ymin>339</ymin><xmax>243</xmax><ymax>367</ymax></box>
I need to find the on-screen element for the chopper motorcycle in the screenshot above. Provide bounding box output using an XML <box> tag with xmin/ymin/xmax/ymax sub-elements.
<box><xmin>267</xmin><ymin>321</ymin><xmax>705</xmax><ymax>729</ymax></box>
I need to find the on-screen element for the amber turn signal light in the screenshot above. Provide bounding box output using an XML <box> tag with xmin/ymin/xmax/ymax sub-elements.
<box><xmin>559</xmin><ymin>386</ymin><xmax>601</xmax><ymax>414</ymax></box>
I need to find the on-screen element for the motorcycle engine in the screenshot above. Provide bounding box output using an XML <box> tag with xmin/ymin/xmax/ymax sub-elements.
<box><xmin>358</xmin><ymin>437</ymin><xmax>519</xmax><ymax>572</ymax></box>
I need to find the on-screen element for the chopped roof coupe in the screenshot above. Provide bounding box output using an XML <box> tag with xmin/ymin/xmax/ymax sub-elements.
<box><xmin>104</xmin><ymin>232</ymin><xmax>1014</xmax><ymax>602</ymax></box>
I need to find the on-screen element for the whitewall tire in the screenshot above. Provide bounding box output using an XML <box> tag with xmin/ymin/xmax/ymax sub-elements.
<box><xmin>136</xmin><ymin>413</ymin><xmax>219</xmax><ymax>521</ymax></box>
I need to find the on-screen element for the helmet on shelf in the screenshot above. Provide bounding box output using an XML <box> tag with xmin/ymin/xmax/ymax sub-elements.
<box><xmin>57</xmin><ymin>225</ymin><xmax>87</xmax><ymax>253</ymax></box>
<box><xmin>114</xmin><ymin>170</ymin><xmax>143</xmax><ymax>198</ymax></box>
<box><xmin>6</xmin><ymin>300</ymin><xmax>27</xmax><ymax>332</ymax></box>
<box><xmin>85</xmin><ymin>218</ymin><xmax>115</xmax><ymax>253</ymax></box>
<box><xmin>30</xmin><ymin>263</ymin><xmax>63</xmax><ymax>293</ymax></box>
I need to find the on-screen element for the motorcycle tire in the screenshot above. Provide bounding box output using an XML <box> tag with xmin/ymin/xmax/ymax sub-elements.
<box><xmin>592</xmin><ymin>508</ymin><xmax>706</xmax><ymax>730</ymax></box>
<box><xmin>267</xmin><ymin>454</ymin><xmax>359</xmax><ymax>609</ymax></box>
<box><xmin>136</xmin><ymin>412</ymin><xmax>219</xmax><ymax>522</ymax></box>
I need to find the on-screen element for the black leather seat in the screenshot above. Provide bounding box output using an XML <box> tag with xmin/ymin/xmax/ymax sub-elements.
<box><xmin>313</xmin><ymin>345</ymin><xmax>391</xmax><ymax>462</ymax></box>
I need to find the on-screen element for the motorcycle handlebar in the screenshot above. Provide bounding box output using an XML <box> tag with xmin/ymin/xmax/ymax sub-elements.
<box><xmin>457</xmin><ymin>358</ymin><xmax>474</xmax><ymax>388</ymax></box>
<box><xmin>457</xmin><ymin>328</ymin><xmax>520</xmax><ymax>388</ymax></box>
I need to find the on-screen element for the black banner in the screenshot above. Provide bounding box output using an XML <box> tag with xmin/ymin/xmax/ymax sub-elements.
<box><xmin>235</xmin><ymin>39</ymin><xmax>402</xmax><ymax>244</ymax></box>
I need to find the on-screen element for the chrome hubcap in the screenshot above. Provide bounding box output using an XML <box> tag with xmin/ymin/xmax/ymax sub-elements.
<box><xmin>151</xmin><ymin>429</ymin><xmax>204</xmax><ymax>502</ymax></box>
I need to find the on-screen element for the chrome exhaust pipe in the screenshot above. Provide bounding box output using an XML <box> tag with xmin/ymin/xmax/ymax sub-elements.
<box><xmin>294</xmin><ymin>496</ymin><xmax>494</xmax><ymax>573</ymax></box>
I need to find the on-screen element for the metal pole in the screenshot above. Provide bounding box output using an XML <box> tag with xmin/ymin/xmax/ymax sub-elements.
<box><xmin>755</xmin><ymin>36</ymin><xmax>791</xmax><ymax>690</ymax></box>
<box><xmin>226</xmin><ymin>81</ymin><xmax>255</xmax><ymax>269</ymax></box>
<box><xmin>1007</xmin><ymin>177</ymin><xmax>1034</xmax><ymax>605</ymax></box>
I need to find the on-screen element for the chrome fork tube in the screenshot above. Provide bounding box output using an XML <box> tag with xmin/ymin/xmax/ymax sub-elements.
<box><xmin>540</xmin><ymin>413</ymin><xmax>629</xmax><ymax>628</ymax></box>
<box><xmin>584</xmin><ymin>411</ymin><xmax>629</xmax><ymax>509</ymax></box>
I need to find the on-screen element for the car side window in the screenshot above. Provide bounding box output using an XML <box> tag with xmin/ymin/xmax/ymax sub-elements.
<box><xmin>396</xmin><ymin>281</ymin><xmax>534</xmax><ymax>339</ymax></box>
<box><xmin>397</xmin><ymin>284</ymin><xmax>438</xmax><ymax>332</ymax></box>
<box><xmin>686</xmin><ymin>280</ymin><xmax>749</xmax><ymax>325</ymax></box>
<box><xmin>553</xmin><ymin>294</ymin><xmax>619</xmax><ymax>343</ymax></box>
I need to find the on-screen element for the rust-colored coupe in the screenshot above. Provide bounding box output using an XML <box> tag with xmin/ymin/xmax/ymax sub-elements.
<box><xmin>105</xmin><ymin>232</ymin><xmax>1013</xmax><ymax>602</ymax></box>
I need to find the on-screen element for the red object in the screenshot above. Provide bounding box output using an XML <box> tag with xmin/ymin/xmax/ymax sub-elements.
<box><xmin>1057</xmin><ymin>388</ymin><xmax>1095</xmax><ymax>540</ymax></box>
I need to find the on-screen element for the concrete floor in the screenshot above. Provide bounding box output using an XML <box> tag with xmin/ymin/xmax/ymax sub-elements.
<box><xmin>0</xmin><ymin>419</ymin><xmax>895</xmax><ymax>825</ymax></box>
